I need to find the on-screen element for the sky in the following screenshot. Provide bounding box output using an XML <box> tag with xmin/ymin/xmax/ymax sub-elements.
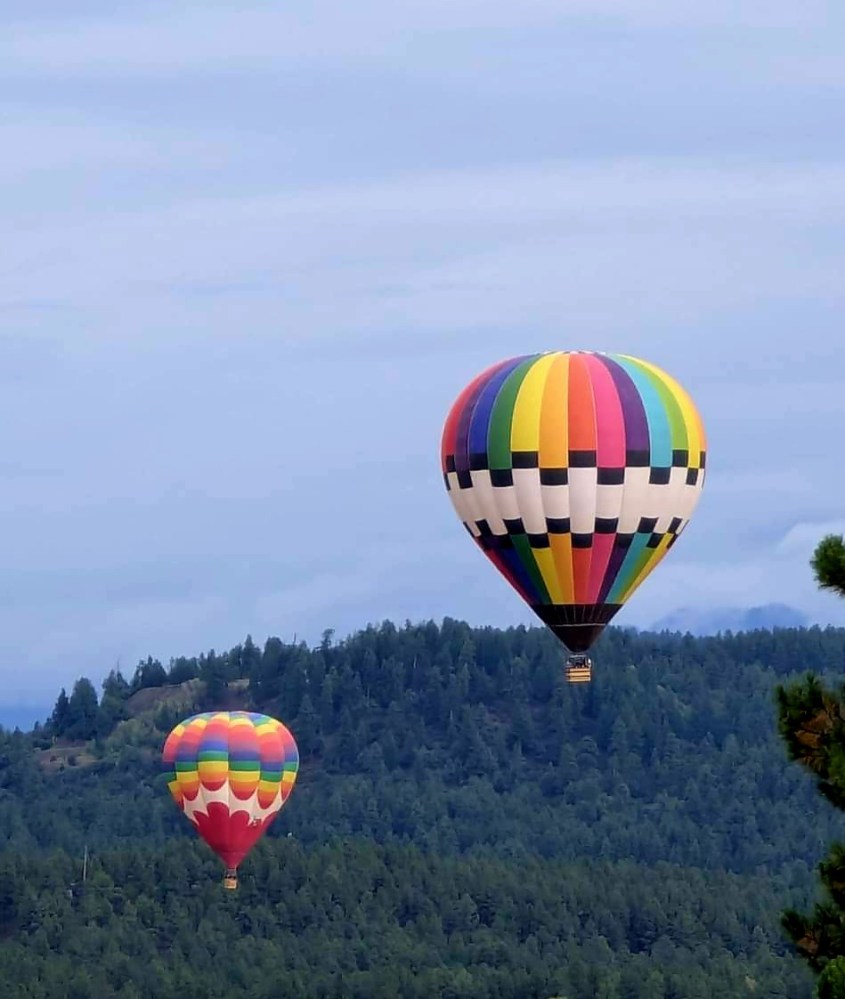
<box><xmin>2</xmin><ymin>1</ymin><xmax>845</xmax><ymax>713</ymax></box>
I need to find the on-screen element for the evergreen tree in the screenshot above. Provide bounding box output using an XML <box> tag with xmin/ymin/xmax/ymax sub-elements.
<box><xmin>101</xmin><ymin>668</ymin><xmax>129</xmax><ymax>701</ymax></box>
<box><xmin>777</xmin><ymin>533</ymin><xmax>845</xmax><ymax>994</ymax></box>
<box><xmin>167</xmin><ymin>657</ymin><xmax>198</xmax><ymax>685</ymax></box>
<box><xmin>240</xmin><ymin>634</ymin><xmax>261</xmax><ymax>686</ymax></box>
<box><xmin>64</xmin><ymin>678</ymin><xmax>99</xmax><ymax>741</ymax></box>
<box><xmin>199</xmin><ymin>651</ymin><xmax>228</xmax><ymax>706</ymax></box>
<box><xmin>131</xmin><ymin>657</ymin><xmax>167</xmax><ymax>692</ymax></box>
<box><xmin>49</xmin><ymin>689</ymin><xmax>70</xmax><ymax>737</ymax></box>
<box><xmin>0</xmin><ymin>615</ymin><xmax>842</xmax><ymax>996</ymax></box>
<box><xmin>813</xmin><ymin>536</ymin><xmax>845</xmax><ymax>597</ymax></box>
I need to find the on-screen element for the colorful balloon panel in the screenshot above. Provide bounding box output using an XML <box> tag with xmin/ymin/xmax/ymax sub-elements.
<box><xmin>441</xmin><ymin>351</ymin><xmax>706</xmax><ymax>653</ymax></box>
<box><xmin>162</xmin><ymin>711</ymin><xmax>299</xmax><ymax>870</ymax></box>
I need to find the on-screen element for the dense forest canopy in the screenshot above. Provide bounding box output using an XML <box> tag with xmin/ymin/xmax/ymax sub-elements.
<box><xmin>1</xmin><ymin>619</ymin><xmax>843</xmax><ymax>997</ymax></box>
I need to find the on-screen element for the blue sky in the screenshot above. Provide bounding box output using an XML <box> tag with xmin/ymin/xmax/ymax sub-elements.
<box><xmin>2</xmin><ymin>1</ymin><xmax>845</xmax><ymax>710</ymax></box>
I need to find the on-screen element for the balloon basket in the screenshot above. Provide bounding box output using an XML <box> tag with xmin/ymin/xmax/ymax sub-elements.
<box><xmin>565</xmin><ymin>655</ymin><xmax>592</xmax><ymax>684</ymax></box>
<box><xmin>223</xmin><ymin>871</ymin><xmax>238</xmax><ymax>890</ymax></box>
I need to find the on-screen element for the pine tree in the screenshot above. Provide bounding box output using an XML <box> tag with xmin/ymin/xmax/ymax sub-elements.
<box><xmin>130</xmin><ymin>657</ymin><xmax>167</xmax><ymax>692</ymax></box>
<box><xmin>49</xmin><ymin>689</ymin><xmax>70</xmax><ymax>737</ymax></box>
<box><xmin>199</xmin><ymin>650</ymin><xmax>228</xmax><ymax>706</ymax></box>
<box><xmin>64</xmin><ymin>678</ymin><xmax>100</xmax><ymax>741</ymax></box>
<box><xmin>813</xmin><ymin>536</ymin><xmax>845</xmax><ymax>596</ymax></box>
<box><xmin>777</xmin><ymin>533</ymin><xmax>845</xmax><ymax>994</ymax></box>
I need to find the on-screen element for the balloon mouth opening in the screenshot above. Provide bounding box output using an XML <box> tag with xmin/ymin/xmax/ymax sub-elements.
<box><xmin>532</xmin><ymin>603</ymin><xmax>622</xmax><ymax>653</ymax></box>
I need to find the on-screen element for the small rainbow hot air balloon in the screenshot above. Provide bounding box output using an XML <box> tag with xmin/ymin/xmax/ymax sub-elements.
<box><xmin>441</xmin><ymin>350</ymin><xmax>706</xmax><ymax>682</ymax></box>
<box><xmin>162</xmin><ymin>711</ymin><xmax>299</xmax><ymax>889</ymax></box>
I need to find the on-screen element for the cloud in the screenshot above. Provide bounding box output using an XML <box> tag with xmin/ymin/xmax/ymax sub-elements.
<box><xmin>5</xmin><ymin>158</ymin><xmax>845</xmax><ymax>352</ymax></box>
<box><xmin>2</xmin><ymin>4</ymin><xmax>571</xmax><ymax>75</ymax></box>
<box><xmin>0</xmin><ymin>2</ymin><xmax>842</xmax><ymax>705</ymax></box>
<box><xmin>105</xmin><ymin>158</ymin><xmax>845</xmax><ymax>227</ymax></box>
<box><xmin>0</xmin><ymin>117</ymin><xmax>227</xmax><ymax>181</ymax></box>
<box><xmin>777</xmin><ymin>520</ymin><xmax>845</xmax><ymax>556</ymax></box>
<box><xmin>3</xmin><ymin>1</ymin><xmax>839</xmax><ymax>80</ymax></box>
<box><xmin>622</xmin><ymin>520</ymin><xmax>845</xmax><ymax>630</ymax></box>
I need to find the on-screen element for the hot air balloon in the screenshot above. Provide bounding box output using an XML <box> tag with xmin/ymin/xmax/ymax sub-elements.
<box><xmin>162</xmin><ymin>711</ymin><xmax>299</xmax><ymax>889</ymax></box>
<box><xmin>441</xmin><ymin>351</ymin><xmax>706</xmax><ymax>682</ymax></box>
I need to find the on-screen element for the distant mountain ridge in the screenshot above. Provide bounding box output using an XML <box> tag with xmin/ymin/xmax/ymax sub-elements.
<box><xmin>0</xmin><ymin>609</ymin><xmax>816</xmax><ymax>731</ymax></box>
<box><xmin>652</xmin><ymin>602</ymin><xmax>810</xmax><ymax>636</ymax></box>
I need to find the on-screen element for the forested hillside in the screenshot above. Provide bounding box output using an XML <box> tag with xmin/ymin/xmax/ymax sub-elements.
<box><xmin>1</xmin><ymin>620</ymin><xmax>842</xmax><ymax>998</ymax></box>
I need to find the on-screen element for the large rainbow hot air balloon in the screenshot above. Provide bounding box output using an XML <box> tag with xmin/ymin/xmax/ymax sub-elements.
<box><xmin>441</xmin><ymin>351</ymin><xmax>706</xmax><ymax>682</ymax></box>
<box><xmin>162</xmin><ymin>711</ymin><xmax>299</xmax><ymax>888</ymax></box>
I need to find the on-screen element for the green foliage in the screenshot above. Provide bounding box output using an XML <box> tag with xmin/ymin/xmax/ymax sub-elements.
<box><xmin>777</xmin><ymin>674</ymin><xmax>845</xmax><ymax>984</ymax></box>
<box><xmin>102</xmin><ymin>668</ymin><xmax>130</xmax><ymax>700</ymax></box>
<box><xmin>774</xmin><ymin>536</ymin><xmax>845</xmax><ymax>993</ymax></box>
<box><xmin>777</xmin><ymin>677</ymin><xmax>845</xmax><ymax>810</ymax></box>
<box><xmin>3</xmin><ymin>619</ymin><xmax>843</xmax><ymax>996</ymax></box>
<box><xmin>0</xmin><ymin>840</ymin><xmax>815</xmax><ymax>998</ymax></box>
<box><xmin>812</xmin><ymin>536</ymin><xmax>845</xmax><ymax>597</ymax></box>
<box><xmin>166</xmin><ymin>657</ymin><xmax>198</xmax><ymax>685</ymax></box>
<box><xmin>818</xmin><ymin>956</ymin><xmax>845</xmax><ymax>998</ymax></box>
<box><xmin>132</xmin><ymin>657</ymin><xmax>168</xmax><ymax>692</ymax></box>
<box><xmin>49</xmin><ymin>689</ymin><xmax>69</xmax><ymax>734</ymax></box>
<box><xmin>63</xmin><ymin>678</ymin><xmax>100</xmax><ymax>741</ymax></box>
<box><xmin>198</xmin><ymin>650</ymin><xmax>228</xmax><ymax>706</ymax></box>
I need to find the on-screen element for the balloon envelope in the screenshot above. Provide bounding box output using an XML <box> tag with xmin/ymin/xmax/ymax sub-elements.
<box><xmin>162</xmin><ymin>711</ymin><xmax>299</xmax><ymax>872</ymax></box>
<box><xmin>441</xmin><ymin>351</ymin><xmax>706</xmax><ymax>653</ymax></box>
